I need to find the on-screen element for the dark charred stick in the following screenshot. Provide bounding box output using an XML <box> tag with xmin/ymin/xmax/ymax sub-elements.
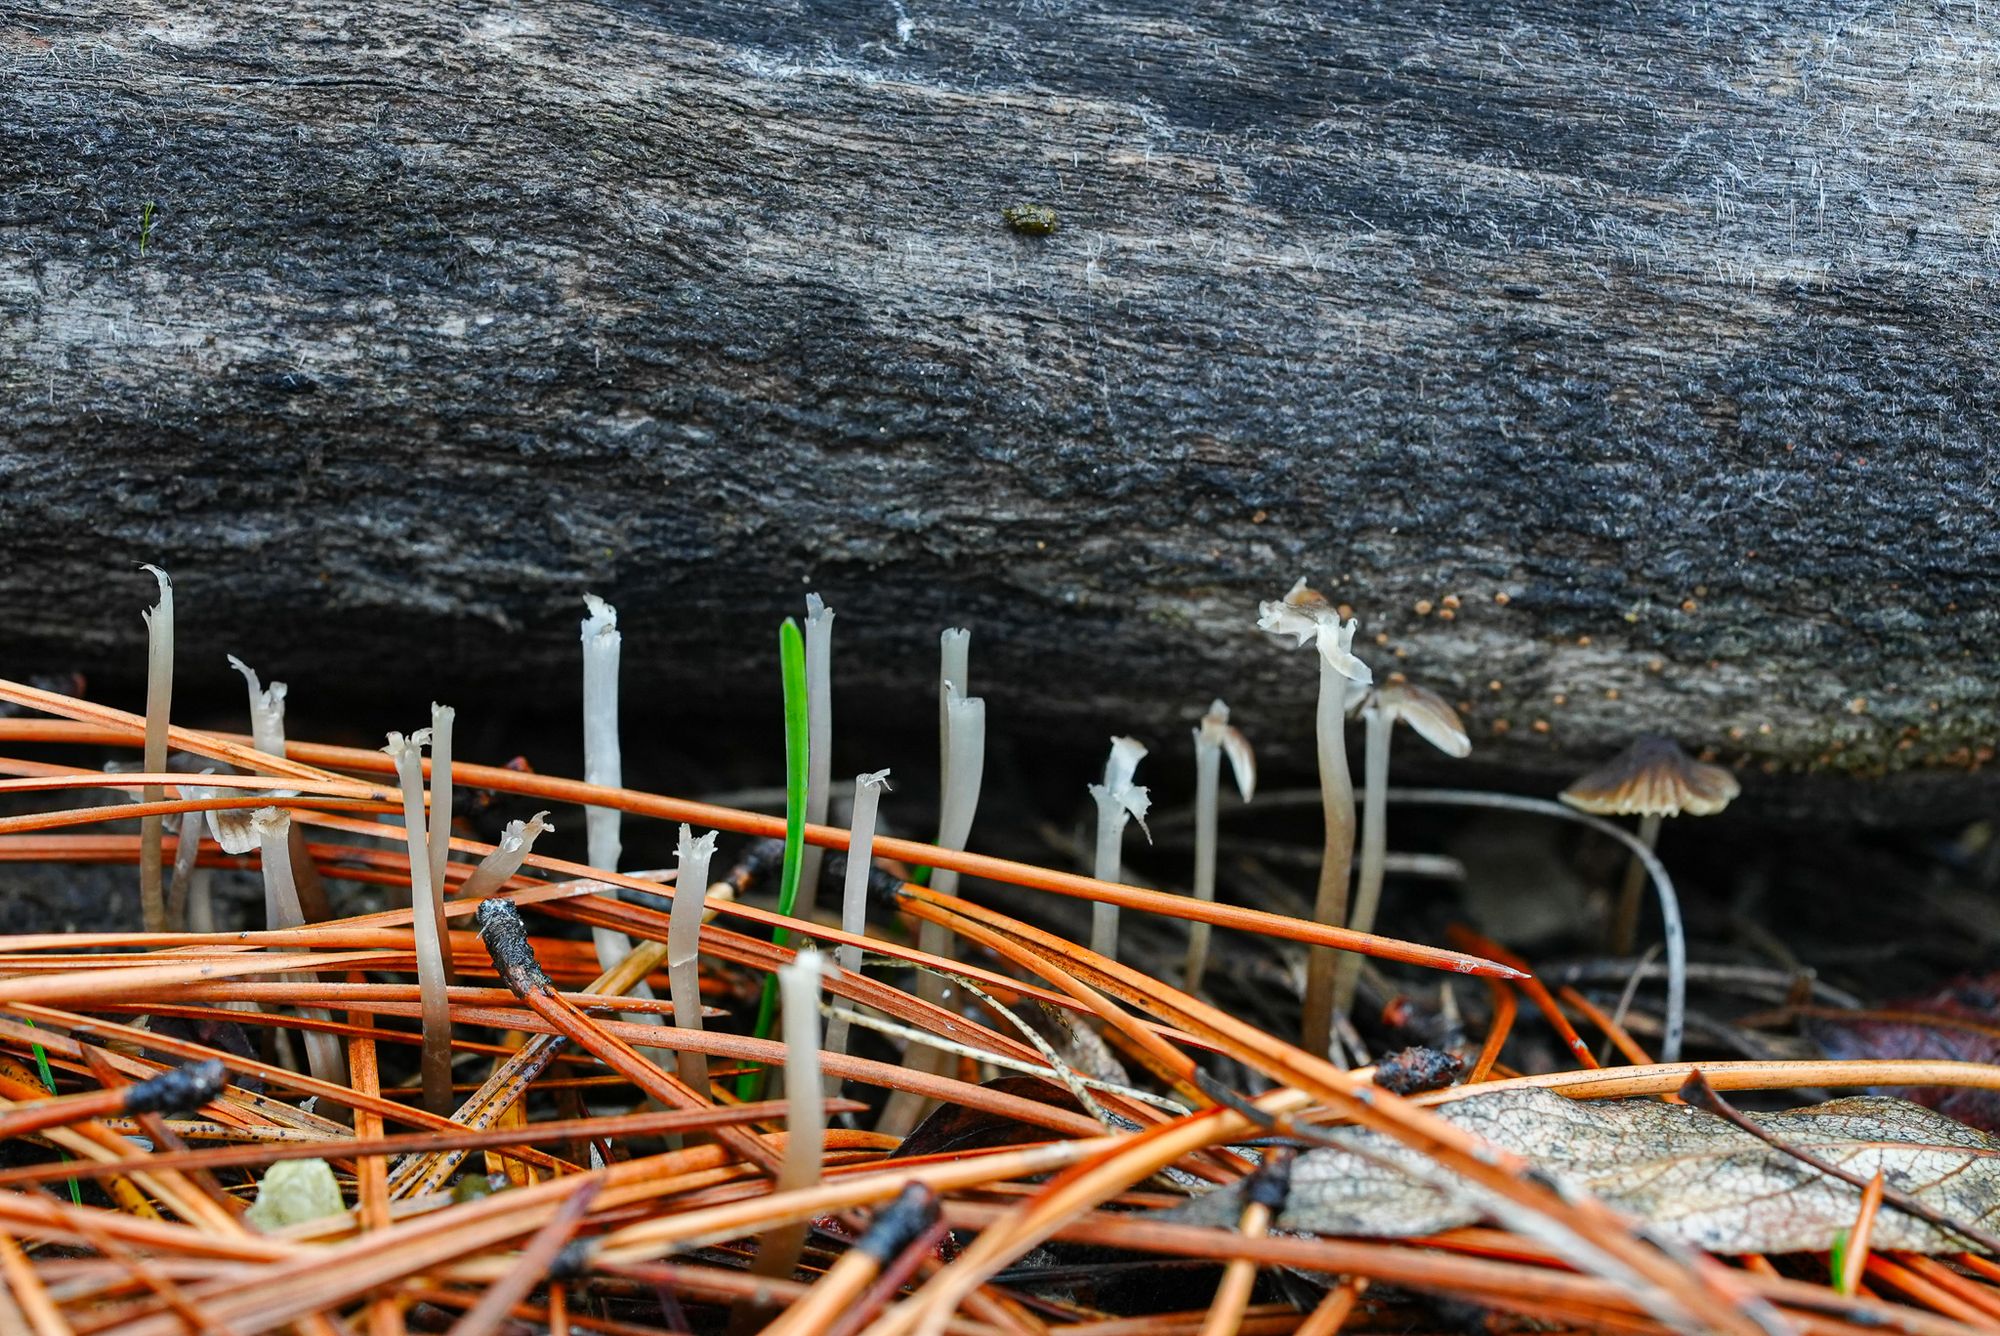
<box><xmin>475</xmin><ymin>898</ymin><xmax>556</xmax><ymax>997</ymax></box>
<box><xmin>1245</xmin><ymin>1146</ymin><xmax>1296</xmax><ymax>1214</ymax></box>
<box><xmin>123</xmin><ymin>1058</ymin><xmax>228</xmax><ymax>1117</ymax></box>
<box><xmin>826</xmin><ymin>1218</ymin><xmax>956</xmax><ymax>1336</ymax></box>
<box><xmin>1679</xmin><ymin>1069</ymin><xmax>2000</xmax><ymax>1256</ymax></box>
<box><xmin>779</xmin><ymin>1186</ymin><xmax>947</xmax><ymax>1336</ymax></box>
<box><xmin>0</xmin><ymin>1058</ymin><xmax>226</xmax><ymax>1141</ymax></box>
<box><xmin>855</xmin><ymin>1183</ymin><xmax>942</xmax><ymax>1267</ymax></box>
<box><xmin>730</xmin><ymin>838</ymin><xmax>903</xmax><ymax>918</ymax></box>
<box><xmin>76</xmin><ymin>1047</ymin><xmax>242</xmax><ymax>1217</ymax></box>
<box><xmin>474</xmin><ymin>899</ymin><xmax>785</xmax><ymax>1177</ymax></box>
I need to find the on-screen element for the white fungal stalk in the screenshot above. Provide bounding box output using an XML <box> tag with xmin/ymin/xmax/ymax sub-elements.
<box><xmin>1184</xmin><ymin>700</ymin><xmax>1255</xmax><ymax>991</ymax></box>
<box><xmin>796</xmin><ymin>593</ymin><xmax>835</xmax><ymax>920</ymax></box>
<box><xmin>387</xmin><ymin>728</ymin><xmax>454</xmax><ymax>1115</ymax></box>
<box><xmin>779</xmin><ymin>949</ymin><xmax>826</xmax><ymax>1173</ymax></box>
<box><xmin>879</xmin><ymin>635</ymin><xmax>983</xmax><ymax>1136</ymax></box>
<box><xmin>581</xmin><ymin>595</ymin><xmax>648</xmax><ymax>996</ymax></box>
<box><xmin>1087</xmin><ymin>736</ymin><xmax>1151</xmax><ymax>959</ymax></box>
<box><xmin>929</xmin><ymin>677</ymin><xmax>984</xmax><ymax>904</ymax></box>
<box><xmin>750</xmin><ymin>949</ymin><xmax>826</xmax><ymax>1285</ymax></box>
<box><xmin>915</xmin><ymin>641</ymin><xmax>984</xmax><ymax>973</ymax></box>
<box><xmin>227</xmin><ymin>655</ymin><xmax>328</xmax><ymax>922</ymax></box>
<box><xmin>426</xmin><ymin>703</ymin><xmax>456</xmax><ymax>985</ymax></box>
<box><xmin>455</xmin><ymin>811</ymin><xmax>553</xmax><ymax>901</ymax></box>
<box><xmin>670</xmin><ymin>824</ymin><xmax>718</xmax><ymax>1096</ymax></box>
<box><xmin>1333</xmin><ymin>684</ymin><xmax>1470</xmax><ymax>1015</ymax></box>
<box><xmin>166</xmin><ymin>768</ymin><xmax>214</xmax><ymax>932</ymax></box>
<box><xmin>186</xmin><ymin>868</ymin><xmax>216</xmax><ymax>933</ymax></box>
<box><xmin>938</xmin><ymin>628</ymin><xmax>970</xmax><ymax>799</ymax></box>
<box><xmin>825</xmin><ymin>769</ymin><xmax>891</xmax><ymax>1088</ymax></box>
<box><xmin>251</xmin><ymin>807</ymin><xmax>347</xmax><ymax>1088</ymax></box>
<box><xmin>1342</xmin><ymin>701</ymin><xmax>1396</xmax><ymax>1001</ymax></box>
<box><xmin>138</xmin><ymin>564</ymin><xmax>173</xmax><ymax>933</ymax></box>
<box><xmin>1258</xmin><ymin>577</ymin><xmax>1372</xmax><ymax>1060</ymax></box>
<box><xmin>227</xmin><ymin>655</ymin><xmax>288</xmax><ymax>756</ymax></box>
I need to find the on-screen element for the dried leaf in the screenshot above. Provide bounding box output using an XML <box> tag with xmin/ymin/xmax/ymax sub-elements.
<box><xmin>1172</xmin><ymin>1087</ymin><xmax>2000</xmax><ymax>1254</ymax></box>
<box><xmin>1807</xmin><ymin>973</ymin><xmax>2000</xmax><ymax>1133</ymax></box>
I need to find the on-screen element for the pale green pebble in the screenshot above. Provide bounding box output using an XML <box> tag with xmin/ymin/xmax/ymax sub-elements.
<box><xmin>244</xmin><ymin>1158</ymin><xmax>344</xmax><ymax>1231</ymax></box>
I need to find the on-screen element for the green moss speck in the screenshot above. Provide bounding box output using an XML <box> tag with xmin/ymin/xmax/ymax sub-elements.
<box><xmin>1002</xmin><ymin>203</ymin><xmax>1059</xmax><ymax>236</ymax></box>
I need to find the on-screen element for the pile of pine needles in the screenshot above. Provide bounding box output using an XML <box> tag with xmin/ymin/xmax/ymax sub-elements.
<box><xmin>4</xmin><ymin>674</ymin><xmax>2000</xmax><ymax>1336</ymax></box>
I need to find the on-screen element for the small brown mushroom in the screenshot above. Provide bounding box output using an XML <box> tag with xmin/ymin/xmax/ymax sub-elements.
<box><xmin>1561</xmin><ymin>735</ymin><xmax>1739</xmax><ymax>953</ymax></box>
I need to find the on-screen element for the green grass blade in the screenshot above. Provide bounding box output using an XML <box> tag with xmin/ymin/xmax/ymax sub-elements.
<box><xmin>24</xmin><ymin>1018</ymin><xmax>81</xmax><ymax>1206</ymax></box>
<box><xmin>739</xmin><ymin>616</ymin><xmax>809</xmax><ymax>1100</ymax></box>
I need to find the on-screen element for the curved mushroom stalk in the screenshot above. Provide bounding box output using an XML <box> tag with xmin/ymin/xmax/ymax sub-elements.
<box><xmin>878</xmin><ymin>635</ymin><xmax>982</xmax><ymax>1138</ymax></box>
<box><xmin>1258</xmin><ymin>578</ymin><xmax>1372</xmax><ymax>1060</ymax></box>
<box><xmin>1332</xmin><ymin>683</ymin><xmax>1470</xmax><ymax>1016</ymax></box>
<box><xmin>251</xmin><ymin>807</ymin><xmax>348</xmax><ymax>1090</ymax></box>
<box><xmin>386</xmin><ymin>727</ymin><xmax>453</xmax><ymax>1115</ymax></box>
<box><xmin>669</xmin><ymin>824</ymin><xmax>719</xmax><ymax>1095</ymax></box>
<box><xmin>227</xmin><ymin>656</ymin><xmax>326</xmax><ymax>923</ymax></box>
<box><xmin>825</xmin><ymin>769</ymin><xmax>891</xmax><ymax>1092</ymax></box>
<box><xmin>138</xmin><ymin>564</ymin><xmax>174</xmax><ymax>934</ymax></box>
<box><xmin>1185</xmin><ymin>700</ymin><xmax>1255</xmax><ymax>992</ymax></box>
<box><xmin>1087</xmin><ymin>735</ymin><xmax>1152</xmax><ymax>960</ymax></box>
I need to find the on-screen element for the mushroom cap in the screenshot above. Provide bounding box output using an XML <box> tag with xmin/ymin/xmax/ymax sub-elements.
<box><xmin>1091</xmin><ymin>735</ymin><xmax>1152</xmax><ymax>836</ymax></box>
<box><xmin>1374</xmin><ymin>683</ymin><xmax>1471</xmax><ymax>759</ymax></box>
<box><xmin>1256</xmin><ymin>578</ymin><xmax>1372</xmax><ymax>685</ymax></box>
<box><xmin>1196</xmin><ymin>699</ymin><xmax>1258</xmax><ymax>801</ymax></box>
<box><xmin>1559</xmin><ymin>735</ymin><xmax>1740</xmax><ymax>818</ymax></box>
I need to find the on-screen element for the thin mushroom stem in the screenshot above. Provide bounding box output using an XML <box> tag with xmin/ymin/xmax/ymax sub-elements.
<box><xmin>1090</xmin><ymin>800</ymin><xmax>1123</xmax><ymax>957</ymax></box>
<box><xmin>825</xmin><ymin>770</ymin><xmax>890</xmax><ymax>1090</ymax></box>
<box><xmin>669</xmin><ymin>825</ymin><xmax>717</xmax><ymax>1095</ymax></box>
<box><xmin>1332</xmin><ymin>703</ymin><xmax>1395</xmax><ymax>1016</ymax></box>
<box><xmin>138</xmin><ymin>565</ymin><xmax>173</xmax><ymax>933</ymax></box>
<box><xmin>1183</xmin><ymin>715</ymin><xmax>1223</xmax><ymax>992</ymax></box>
<box><xmin>227</xmin><ymin>657</ymin><xmax>327</xmax><ymax>923</ymax></box>
<box><xmin>741</xmin><ymin>950</ymin><xmax>827</xmax><ymax>1307</ymax></box>
<box><xmin>186</xmin><ymin>867</ymin><xmax>215</xmax><ymax>934</ymax></box>
<box><xmin>1609</xmin><ymin>811</ymin><xmax>1664</xmax><ymax>955</ymax></box>
<box><xmin>165</xmin><ymin>799</ymin><xmax>204</xmax><ymax>932</ymax></box>
<box><xmin>1386</xmin><ymin>786</ymin><xmax>1686</xmax><ymax>1062</ymax></box>
<box><xmin>581</xmin><ymin>595</ymin><xmax>644</xmax><ymax>989</ymax></box>
<box><xmin>1087</xmin><ymin>737</ymin><xmax>1149</xmax><ymax>960</ymax></box>
<box><xmin>1300</xmin><ymin>654</ymin><xmax>1357</xmax><ymax>1061</ymax></box>
<box><xmin>426</xmin><ymin>703</ymin><xmax>456</xmax><ymax>986</ymax></box>
<box><xmin>796</xmin><ymin>594</ymin><xmax>835</xmax><ymax>921</ymax></box>
<box><xmin>879</xmin><ymin>666</ymin><xmax>983</xmax><ymax>1137</ymax></box>
<box><xmin>251</xmin><ymin>807</ymin><xmax>347</xmax><ymax>1089</ymax></box>
<box><xmin>387</xmin><ymin>729</ymin><xmax>453</xmax><ymax>1115</ymax></box>
<box><xmin>1184</xmin><ymin>700</ymin><xmax>1252</xmax><ymax>993</ymax></box>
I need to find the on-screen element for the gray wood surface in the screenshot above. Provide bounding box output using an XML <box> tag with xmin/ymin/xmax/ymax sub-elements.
<box><xmin>3</xmin><ymin>2</ymin><xmax>1995</xmax><ymax>817</ymax></box>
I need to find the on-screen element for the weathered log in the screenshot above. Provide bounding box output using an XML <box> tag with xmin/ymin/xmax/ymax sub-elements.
<box><xmin>2</xmin><ymin>2</ymin><xmax>1995</xmax><ymax>820</ymax></box>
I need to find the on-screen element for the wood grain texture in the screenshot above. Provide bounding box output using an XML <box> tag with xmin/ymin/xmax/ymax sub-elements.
<box><xmin>1</xmin><ymin>1</ymin><xmax>1995</xmax><ymax>816</ymax></box>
